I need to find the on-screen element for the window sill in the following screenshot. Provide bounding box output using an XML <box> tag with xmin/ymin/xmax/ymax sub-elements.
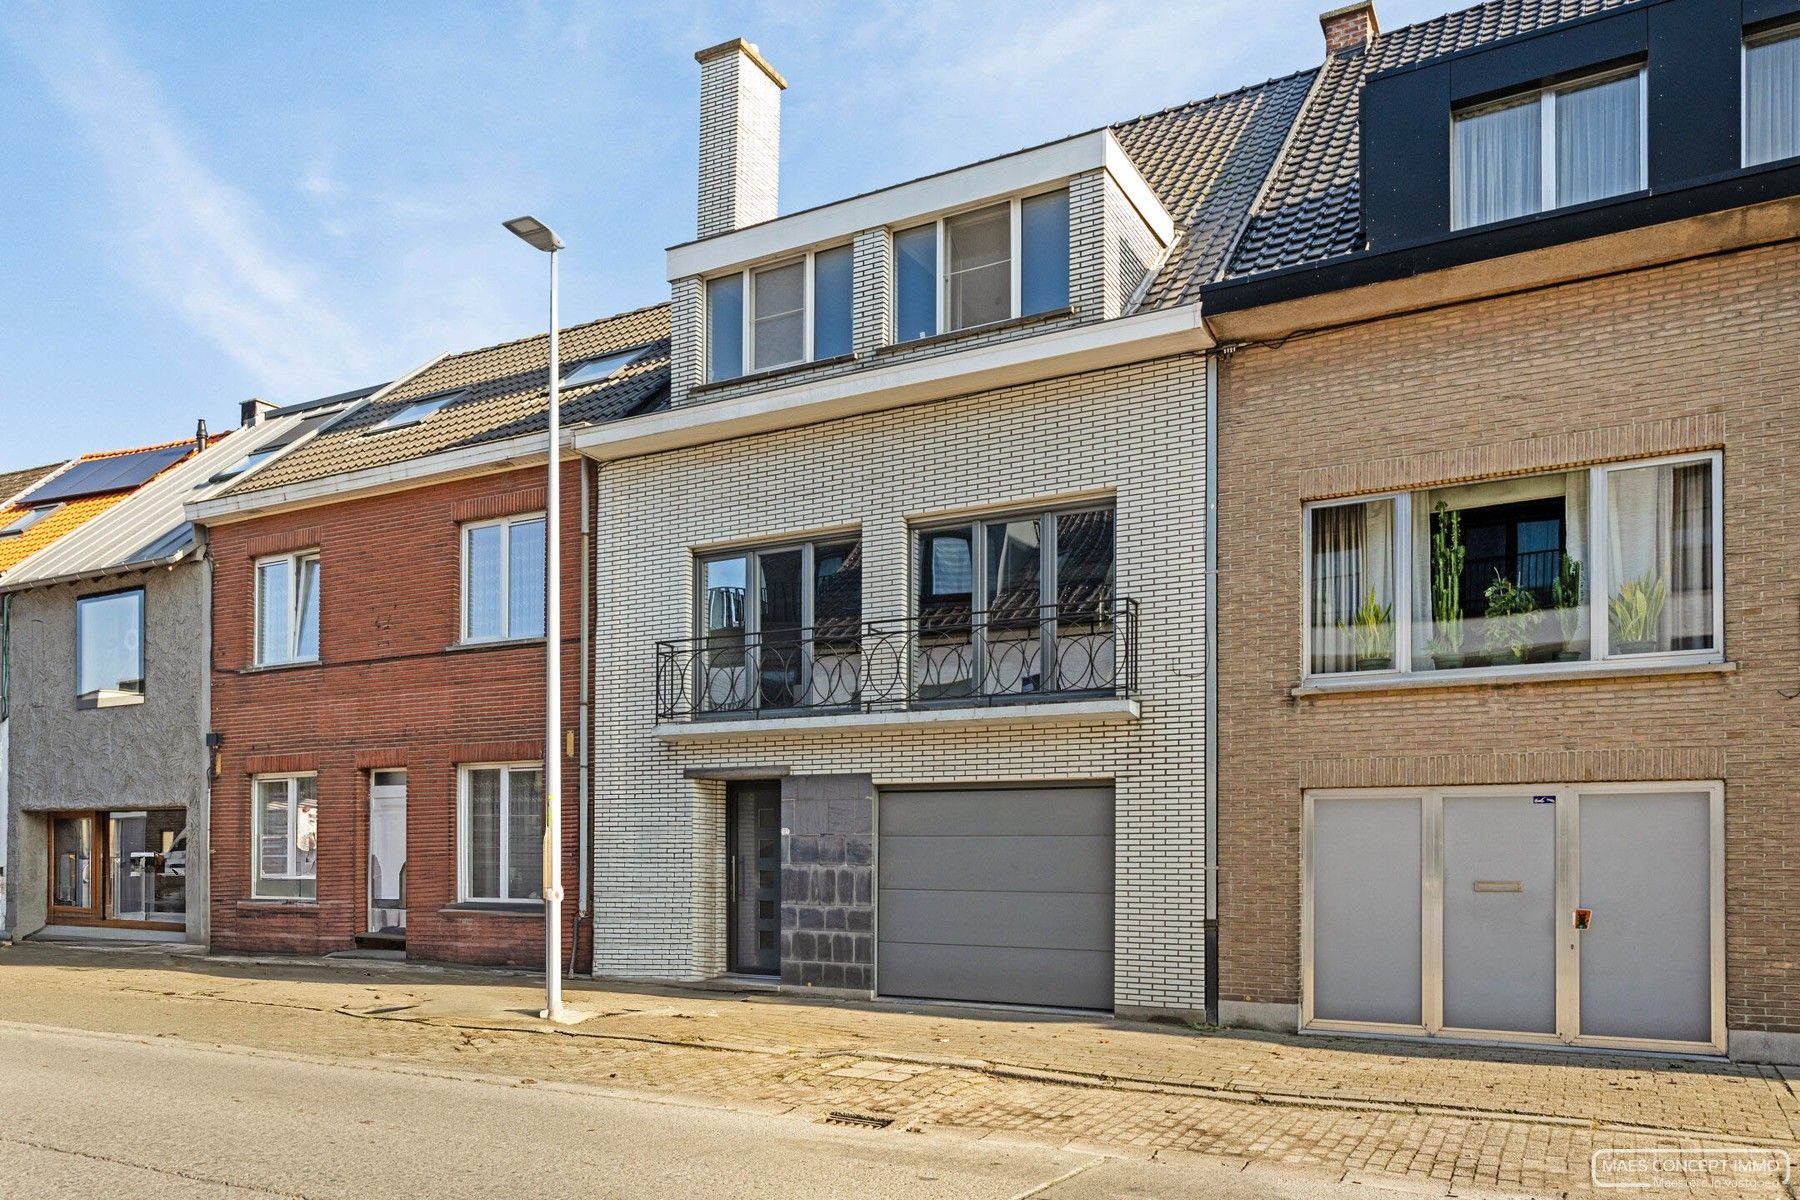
<box><xmin>77</xmin><ymin>691</ymin><xmax>144</xmax><ymax>710</ymax></box>
<box><xmin>655</xmin><ymin>696</ymin><xmax>1138</xmax><ymax>740</ymax></box>
<box><xmin>439</xmin><ymin>902</ymin><xmax>544</xmax><ymax>917</ymax></box>
<box><xmin>1291</xmin><ymin>657</ymin><xmax>1735</xmax><ymax>698</ymax></box>
<box><xmin>446</xmin><ymin>636</ymin><xmax>546</xmax><ymax>653</ymax></box>
<box><xmin>878</xmin><ymin>306</ymin><xmax>1076</xmax><ymax>355</ymax></box>
<box><xmin>692</xmin><ymin>352</ymin><xmax>857</xmax><ymax>395</ymax></box>
<box><xmin>239</xmin><ymin>660</ymin><xmax>321</xmax><ymax>675</ymax></box>
<box><xmin>237</xmin><ymin>898</ymin><xmax>319</xmax><ymax>910</ymax></box>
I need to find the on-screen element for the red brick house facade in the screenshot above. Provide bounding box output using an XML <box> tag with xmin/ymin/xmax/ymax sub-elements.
<box><xmin>206</xmin><ymin>462</ymin><xmax>587</xmax><ymax>968</ymax></box>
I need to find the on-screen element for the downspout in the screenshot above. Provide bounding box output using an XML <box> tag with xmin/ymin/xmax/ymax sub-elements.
<box><xmin>571</xmin><ymin>456</ymin><xmax>593</xmax><ymax>977</ymax></box>
<box><xmin>195</xmin><ymin>548</ymin><xmax>213</xmax><ymax>948</ymax></box>
<box><xmin>1204</xmin><ymin>351</ymin><xmax>1221</xmax><ymax>1026</ymax></box>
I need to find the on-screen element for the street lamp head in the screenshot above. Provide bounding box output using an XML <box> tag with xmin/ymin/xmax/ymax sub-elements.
<box><xmin>504</xmin><ymin>215</ymin><xmax>564</xmax><ymax>253</ymax></box>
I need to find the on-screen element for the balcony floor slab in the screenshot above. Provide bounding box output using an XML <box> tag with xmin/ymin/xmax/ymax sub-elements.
<box><xmin>653</xmin><ymin>697</ymin><xmax>1140</xmax><ymax>741</ymax></box>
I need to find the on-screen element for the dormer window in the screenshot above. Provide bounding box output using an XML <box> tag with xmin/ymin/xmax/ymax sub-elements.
<box><xmin>893</xmin><ymin>188</ymin><xmax>1071</xmax><ymax>343</ymax></box>
<box><xmin>1451</xmin><ymin>67</ymin><xmax>1645</xmax><ymax>230</ymax></box>
<box><xmin>705</xmin><ymin>244</ymin><xmax>854</xmax><ymax>383</ymax></box>
<box><xmin>1745</xmin><ymin>25</ymin><xmax>1800</xmax><ymax>167</ymax></box>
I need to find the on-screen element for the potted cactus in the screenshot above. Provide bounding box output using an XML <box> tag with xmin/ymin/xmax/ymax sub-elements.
<box><xmin>1608</xmin><ymin>572</ymin><xmax>1666</xmax><ymax>654</ymax></box>
<box><xmin>1550</xmin><ymin>555</ymin><xmax>1585</xmax><ymax>661</ymax></box>
<box><xmin>1482</xmin><ymin>575</ymin><xmax>1538</xmax><ymax>663</ymax></box>
<box><xmin>1426</xmin><ymin>502</ymin><xmax>1466</xmax><ymax>669</ymax></box>
<box><xmin>1345</xmin><ymin>587</ymin><xmax>1394</xmax><ymax>671</ymax></box>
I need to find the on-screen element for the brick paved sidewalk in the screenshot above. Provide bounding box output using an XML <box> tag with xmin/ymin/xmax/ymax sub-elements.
<box><xmin>4</xmin><ymin>942</ymin><xmax>1794</xmax><ymax>1197</ymax></box>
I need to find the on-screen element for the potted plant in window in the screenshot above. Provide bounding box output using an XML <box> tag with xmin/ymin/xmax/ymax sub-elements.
<box><xmin>1347</xmin><ymin>587</ymin><xmax>1394</xmax><ymax>671</ymax></box>
<box><xmin>1482</xmin><ymin>575</ymin><xmax>1538</xmax><ymax>664</ymax></box>
<box><xmin>1426</xmin><ymin>502</ymin><xmax>1466</xmax><ymax>669</ymax></box>
<box><xmin>1550</xmin><ymin>555</ymin><xmax>1585</xmax><ymax>661</ymax></box>
<box><xmin>1608</xmin><ymin>572</ymin><xmax>1666</xmax><ymax>655</ymax></box>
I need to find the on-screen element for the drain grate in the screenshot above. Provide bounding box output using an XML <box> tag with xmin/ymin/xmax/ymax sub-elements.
<box><xmin>824</xmin><ymin>1111</ymin><xmax>894</xmax><ymax>1129</ymax></box>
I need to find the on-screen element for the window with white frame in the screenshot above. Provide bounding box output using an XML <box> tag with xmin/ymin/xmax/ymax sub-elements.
<box><xmin>76</xmin><ymin>588</ymin><xmax>145</xmax><ymax>703</ymax></box>
<box><xmin>458</xmin><ymin>764</ymin><xmax>544</xmax><ymax>903</ymax></box>
<box><xmin>1745</xmin><ymin>25</ymin><xmax>1800</xmax><ymax>167</ymax></box>
<box><xmin>462</xmin><ymin>514</ymin><xmax>546</xmax><ymax>642</ymax></box>
<box><xmin>253</xmin><ymin>774</ymin><xmax>317</xmax><ymax>901</ymax></box>
<box><xmin>255</xmin><ymin>550</ymin><xmax>320</xmax><ymax>666</ymax></box>
<box><xmin>1303</xmin><ymin>453</ymin><xmax>1721</xmax><ymax>680</ymax></box>
<box><xmin>705</xmin><ymin>243</ymin><xmax>854</xmax><ymax>382</ymax></box>
<box><xmin>893</xmin><ymin>187</ymin><xmax>1071</xmax><ymax>343</ymax></box>
<box><xmin>1451</xmin><ymin>67</ymin><xmax>1646</xmax><ymax>229</ymax></box>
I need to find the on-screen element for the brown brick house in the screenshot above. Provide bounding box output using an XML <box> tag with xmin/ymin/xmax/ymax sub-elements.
<box><xmin>1199</xmin><ymin>0</ymin><xmax>1800</xmax><ymax>1063</ymax></box>
<box><xmin>191</xmin><ymin>307</ymin><xmax>667</xmax><ymax>968</ymax></box>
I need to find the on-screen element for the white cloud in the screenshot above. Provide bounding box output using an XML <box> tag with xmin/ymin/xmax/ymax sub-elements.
<box><xmin>3</xmin><ymin>0</ymin><xmax>385</xmax><ymax>397</ymax></box>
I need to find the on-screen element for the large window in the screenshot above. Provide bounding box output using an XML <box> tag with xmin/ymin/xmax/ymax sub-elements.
<box><xmin>458</xmin><ymin>764</ymin><xmax>544</xmax><ymax>903</ymax></box>
<box><xmin>1452</xmin><ymin>68</ymin><xmax>1645</xmax><ymax>229</ymax></box>
<box><xmin>75</xmin><ymin>588</ymin><xmax>144</xmax><ymax>704</ymax></box>
<box><xmin>1745</xmin><ymin>25</ymin><xmax>1800</xmax><ymax>167</ymax></box>
<box><xmin>705</xmin><ymin>243</ymin><xmax>854</xmax><ymax>382</ymax></box>
<box><xmin>696</xmin><ymin>537</ymin><xmax>862</xmax><ymax>711</ymax></box>
<box><xmin>893</xmin><ymin>187</ymin><xmax>1070</xmax><ymax>343</ymax></box>
<box><xmin>914</xmin><ymin>505</ymin><xmax>1115</xmax><ymax>698</ymax></box>
<box><xmin>1304</xmin><ymin>453</ymin><xmax>1720</xmax><ymax>680</ymax></box>
<box><xmin>254</xmin><ymin>550</ymin><xmax>320</xmax><ymax>666</ymax></box>
<box><xmin>462</xmin><ymin>514</ymin><xmax>546</xmax><ymax>643</ymax></box>
<box><xmin>253</xmin><ymin>774</ymin><xmax>317</xmax><ymax>901</ymax></box>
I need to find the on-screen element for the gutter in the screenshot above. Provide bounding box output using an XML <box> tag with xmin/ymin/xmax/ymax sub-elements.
<box><xmin>1204</xmin><ymin>352</ymin><xmax>1221</xmax><ymax>1026</ymax></box>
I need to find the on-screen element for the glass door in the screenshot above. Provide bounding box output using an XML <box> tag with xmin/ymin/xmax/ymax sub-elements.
<box><xmin>50</xmin><ymin>814</ymin><xmax>98</xmax><ymax>918</ymax></box>
<box><xmin>107</xmin><ymin>810</ymin><xmax>187</xmax><ymax>924</ymax></box>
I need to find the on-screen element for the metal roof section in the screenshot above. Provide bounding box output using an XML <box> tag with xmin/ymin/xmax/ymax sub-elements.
<box><xmin>0</xmin><ymin>411</ymin><xmax>324</xmax><ymax>593</ymax></box>
<box><xmin>18</xmin><ymin>443</ymin><xmax>192</xmax><ymax>506</ymax></box>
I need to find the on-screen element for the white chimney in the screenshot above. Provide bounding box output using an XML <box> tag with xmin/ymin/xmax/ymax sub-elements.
<box><xmin>694</xmin><ymin>38</ymin><xmax>786</xmax><ymax>239</ymax></box>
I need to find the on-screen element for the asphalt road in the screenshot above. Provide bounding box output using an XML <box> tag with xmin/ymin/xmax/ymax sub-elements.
<box><xmin>0</xmin><ymin>1021</ymin><xmax>1404</xmax><ymax>1199</ymax></box>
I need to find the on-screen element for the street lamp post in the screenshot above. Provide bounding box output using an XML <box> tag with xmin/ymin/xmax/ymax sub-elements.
<box><xmin>503</xmin><ymin>214</ymin><xmax>566</xmax><ymax>1022</ymax></box>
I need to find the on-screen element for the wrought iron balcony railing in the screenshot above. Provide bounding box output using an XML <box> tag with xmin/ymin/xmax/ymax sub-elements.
<box><xmin>655</xmin><ymin>599</ymin><xmax>1138</xmax><ymax>722</ymax></box>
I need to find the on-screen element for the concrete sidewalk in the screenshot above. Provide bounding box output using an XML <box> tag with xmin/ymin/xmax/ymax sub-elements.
<box><xmin>3</xmin><ymin>941</ymin><xmax>1794</xmax><ymax>1197</ymax></box>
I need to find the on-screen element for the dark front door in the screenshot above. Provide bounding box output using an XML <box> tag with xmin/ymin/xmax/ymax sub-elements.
<box><xmin>727</xmin><ymin>781</ymin><xmax>782</xmax><ymax>975</ymax></box>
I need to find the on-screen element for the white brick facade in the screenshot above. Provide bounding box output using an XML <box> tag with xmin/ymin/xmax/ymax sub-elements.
<box><xmin>589</xmin><ymin>352</ymin><xmax>1212</xmax><ymax>1017</ymax></box>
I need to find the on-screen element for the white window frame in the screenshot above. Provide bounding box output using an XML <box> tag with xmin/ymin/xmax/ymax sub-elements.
<box><xmin>1299</xmin><ymin>450</ymin><xmax>1723</xmax><ymax>686</ymax></box>
<box><xmin>1742</xmin><ymin>23</ymin><xmax>1800</xmax><ymax>167</ymax></box>
<box><xmin>253</xmin><ymin>549</ymin><xmax>321</xmax><ymax>667</ymax></box>
<box><xmin>1450</xmin><ymin>65</ymin><xmax>1649</xmax><ymax>230</ymax></box>
<box><xmin>251</xmin><ymin>773</ymin><xmax>318</xmax><ymax>899</ymax></box>
<box><xmin>704</xmin><ymin>243</ymin><xmax>853</xmax><ymax>382</ymax></box>
<box><xmin>456</xmin><ymin>762</ymin><xmax>545</xmax><ymax>904</ymax></box>
<box><xmin>1301</xmin><ymin>781</ymin><xmax>1725</xmax><ymax>1055</ymax></box>
<box><xmin>891</xmin><ymin>186</ymin><xmax>1072</xmax><ymax>342</ymax></box>
<box><xmin>460</xmin><ymin>512</ymin><xmax>546</xmax><ymax>644</ymax></box>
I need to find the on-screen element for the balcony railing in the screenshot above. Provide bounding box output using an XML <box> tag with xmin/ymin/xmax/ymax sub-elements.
<box><xmin>655</xmin><ymin>599</ymin><xmax>1138</xmax><ymax>722</ymax></box>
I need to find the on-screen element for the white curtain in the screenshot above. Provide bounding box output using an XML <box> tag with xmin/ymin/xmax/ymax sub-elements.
<box><xmin>506</xmin><ymin>768</ymin><xmax>544</xmax><ymax>901</ymax></box>
<box><xmin>1454</xmin><ymin>98</ymin><xmax>1541</xmax><ymax>228</ymax></box>
<box><xmin>1746</xmin><ymin>31</ymin><xmax>1800</xmax><ymax>167</ymax></box>
<box><xmin>468</xmin><ymin>769</ymin><xmax>501</xmax><ymax>899</ymax></box>
<box><xmin>257</xmin><ymin>559</ymin><xmax>290</xmax><ymax>664</ymax></box>
<box><xmin>1557</xmin><ymin>73</ymin><xmax>1641</xmax><ymax>207</ymax></box>
<box><xmin>294</xmin><ymin>557</ymin><xmax>320</xmax><ymax>661</ymax></box>
<box><xmin>1607</xmin><ymin>461</ymin><xmax>1712</xmax><ymax>652</ymax></box>
<box><xmin>466</xmin><ymin>526</ymin><xmax>502</xmax><ymax>640</ymax></box>
<box><xmin>507</xmin><ymin>518</ymin><xmax>546</xmax><ymax>639</ymax></box>
<box><xmin>1311</xmin><ymin>501</ymin><xmax>1392</xmax><ymax>672</ymax></box>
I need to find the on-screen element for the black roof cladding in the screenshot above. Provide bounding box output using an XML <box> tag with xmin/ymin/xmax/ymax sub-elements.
<box><xmin>19</xmin><ymin>443</ymin><xmax>191</xmax><ymax>506</ymax></box>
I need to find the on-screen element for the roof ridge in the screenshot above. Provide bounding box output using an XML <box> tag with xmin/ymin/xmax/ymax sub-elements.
<box><xmin>1108</xmin><ymin>64</ymin><xmax>1321</xmax><ymax>132</ymax></box>
<box><xmin>438</xmin><ymin>299</ymin><xmax>673</xmax><ymax>364</ymax></box>
<box><xmin>77</xmin><ymin>436</ymin><xmax>201</xmax><ymax>461</ymax></box>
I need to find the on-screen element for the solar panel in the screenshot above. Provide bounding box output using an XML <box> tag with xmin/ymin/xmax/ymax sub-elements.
<box><xmin>21</xmin><ymin>444</ymin><xmax>191</xmax><ymax>505</ymax></box>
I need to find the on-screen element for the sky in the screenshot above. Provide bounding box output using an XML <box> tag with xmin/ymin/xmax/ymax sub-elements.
<box><xmin>0</xmin><ymin>0</ymin><xmax>1444</xmax><ymax>467</ymax></box>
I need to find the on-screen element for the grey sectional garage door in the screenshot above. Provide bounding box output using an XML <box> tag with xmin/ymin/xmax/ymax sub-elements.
<box><xmin>877</xmin><ymin>785</ymin><xmax>1113</xmax><ymax>1010</ymax></box>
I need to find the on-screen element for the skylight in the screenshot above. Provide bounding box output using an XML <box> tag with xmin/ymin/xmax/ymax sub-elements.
<box><xmin>561</xmin><ymin>349</ymin><xmax>642</xmax><ymax>389</ymax></box>
<box><xmin>371</xmin><ymin>390</ymin><xmax>468</xmax><ymax>432</ymax></box>
<box><xmin>0</xmin><ymin>505</ymin><xmax>61</xmax><ymax>537</ymax></box>
<box><xmin>209</xmin><ymin>447</ymin><xmax>278</xmax><ymax>484</ymax></box>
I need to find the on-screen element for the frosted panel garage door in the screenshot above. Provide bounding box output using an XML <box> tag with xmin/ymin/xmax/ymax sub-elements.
<box><xmin>1310</xmin><ymin>795</ymin><xmax>1422</xmax><ymax>1026</ymax></box>
<box><xmin>877</xmin><ymin>786</ymin><xmax>1113</xmax><ymax>1010</ymax></box>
